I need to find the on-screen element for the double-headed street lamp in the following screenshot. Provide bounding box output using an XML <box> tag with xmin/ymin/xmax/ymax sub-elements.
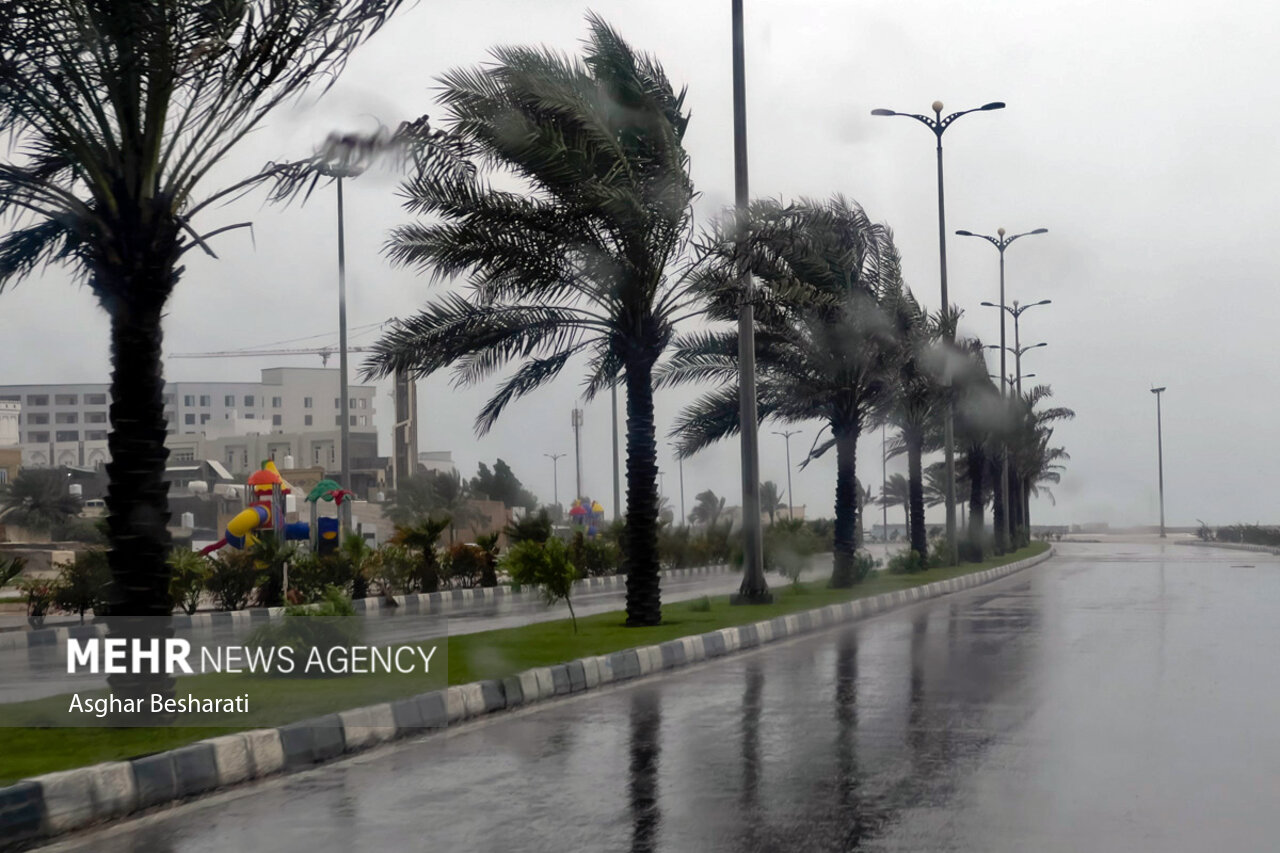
<box><xmin>987</xmin><ymin>341</ymin><xmax>1047</xmax><ymax>394</ymax></box>
<box><xmin>871</xmin><ymin>99</ymin><xmax>1005</xmax><ymax>564</ymax></box>
<box><xmin>981</xmin><ymin>299</ymin><xmax>1052</xmax><ymax>395</ymax></box>
<box><xmin>772</xmin><ymin>429</ymin><xmax>801</xmax><ymax>522</ymax></box>
<box><xmin>544</xmin><ymin>452</ymin><xmax>565</xmax><ymax>509</ymax></box>
<box><xmin>666</xmin><ymin>442</ymin><xmax>686</xmax><ymax>527</ymax></box>
<box><xmin>959</xmin><ymin>227</ymin><xmax>1046</xmax><ymax>553</ymax></box>
<box><xmin>1151</xmin><ymin>386</ymin><xmax>1167</xmax><ymax>538</ymax></box>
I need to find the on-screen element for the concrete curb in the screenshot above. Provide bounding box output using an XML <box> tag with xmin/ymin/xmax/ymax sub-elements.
<box><xmin>0</xmin><ymin>548</ymin><xmax>1052</xmax><ymax>848</ymax></box>
<box><xmin>0</xmin><ymin>562</ymin><xmax>739</xmax><ymax>653</ymax></box>
<box><xmin>1175</xmin><ymin>540</ymin><xmax>1280</xmax><ymax>556</ymax></box>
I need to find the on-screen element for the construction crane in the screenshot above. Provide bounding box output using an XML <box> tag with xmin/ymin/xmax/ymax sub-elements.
<box><xmin>171</xmin><ymin>346</ymin><xmax>376</xmax><ymax>366</ymax></box>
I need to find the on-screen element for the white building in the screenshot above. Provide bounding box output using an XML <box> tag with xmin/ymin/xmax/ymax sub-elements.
<box><xmin>0</xmin><ymin>368</ymin><xmax>378</xmax><ymax>473</ymax></box>
<box><xmin>0</xmin><ymin>400</ymin><xmax>18</xmax><ymax>448</ymax></box>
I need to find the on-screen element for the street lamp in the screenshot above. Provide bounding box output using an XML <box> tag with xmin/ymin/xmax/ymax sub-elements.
<box><xmin>731</xmin><ymin>0</ymin><xmax>770</xmax><ymax>604</ymax></box>
<box><xmin>957</xmin><ymin>226</ymin><xmax>1047</xmax><ymax>552</ymax></box>
<box><xmin>1151</xmin><ymin>387</ymin><xmax>1167</xmax><ymax>538</ymax></box>
<box><xmin>543</xmin><ymin>452</ymin><xmax>565</xmax><ymax>509</ymax></box>
<box><xmin>771</xmin><ymin>429</ymin><xmax>801</xmax><ymax>522</ymax></box>
<box><xmin>982</xmin><ymin>299</ymin><xmax>1052</xmax><ymax>396</ymax></box>
<box><xmin>667</xmin><ymin>442</ymin><xmax>686</xmax><ymax>526</ymax></box>
<box><xmin>871</xmin><ymin>99</ymin><xmax>1005</xmax><ymax>564</ymax></box>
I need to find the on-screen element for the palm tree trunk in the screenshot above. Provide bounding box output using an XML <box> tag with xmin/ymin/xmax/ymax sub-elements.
<box><xmin>1022</xmin><ymin>475</ymin><xmax>1032</xmax><ymax>541</ymax></box>
<box><xmin>967</xmin><ymin>444</ymin><xmax>985</xmax><ymax>560</ymax></box>
<box><xmin>1007</xmin><ymin>464</ymin><xmax>1023</xmax><ymax>547</ymax></box>
<box><xmin>906</xmin><ymin>433</ymin><xmax>927</xmax><ymax>558</ymax></box>
<box><xmin>992</xmin><ymin>455</ymin><xmax>1007</xmax><ymax>555</ymax></box>
<box><xmin>623</xmin><ymin>358</ymin><xmax>662</xmax><ymax>626</ymax></box>
<box><xmin>830</xmin><ymin>423</ymin><xmax>859</xmax><ymax>587</ymax></box>
<box><xmin>103</xmin><ymin>294</ymin><xmax>176</xmax><ymax>705</ymax></box>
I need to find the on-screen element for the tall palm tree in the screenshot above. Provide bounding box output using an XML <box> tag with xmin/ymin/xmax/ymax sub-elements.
<box><xmin>0</xmin><ymin>1</ymin><xmax>405</xmax><ymax>702</ymax></box>
<box><xmin>1010</xmin><ymin>385</ymin><xmax>1074</xmax><ymax>536</ymax></box>
<box><xmin>665</xmin><ymin>197</ymin><xmax>895</xmax><ymax>587</ymax></box>
<box><xmin>688</xmin><ymin>489</ymin><xmax>726</xmax><ymax>528</ymax></box>
<box><xmin>878</xmin><ymin>472</ymin><xmax>911</xmax><ymax>536</ymax></box>
<box><xmin>363</xmin><ymin>16</ymin><xmax>697</xmax><ymax>627</ymax></box>
<box><xmin>760</xmin><ymin>481</ymin><xmax>785</xmax><ymax>525</ymax></box>
<box><xmin>0</xmin><ymin>469</ymin><xmax>81</xmax><ymax>532</ymax></box>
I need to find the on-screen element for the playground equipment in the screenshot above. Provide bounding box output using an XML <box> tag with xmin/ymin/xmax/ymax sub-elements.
<box><xmin>568</xmin><ymin>498</ymin><xmax>606</xmax><ymax>537</ymax></box>
<box><xmin>199</xmin><ymin>461</ymin><xmax>351</xmax><ymax>557</ymax></box>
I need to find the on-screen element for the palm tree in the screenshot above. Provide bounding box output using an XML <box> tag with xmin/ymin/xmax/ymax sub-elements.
<box><xmin>0</xmin><ymin>469</ymin><xmax>81</xmax><ymax>532</ymax></box>
<box><xmin>665</xmin><ymin>197</ymin><xmax>896</xmax><ymax>587</ymax></box>
<box><xmin>760</xmin><ymin>481</ymin><xmax>785</xmax><ymax>525</ymax></box>
<box><xmin>879</xmin><ymin>473</ymin><xmax>911</xmax><ymax>537</ymax></box>
<box><xmin>363</xmin><ymin>16</ymin><xmax>698</xmax><ymax>627</ymax></box>
<box><xmin>688</xmin><ymin>490</ymin><xmax>726</xmax><ymax>528</ymax></box>
<box><xmin>1009</xmin><ymin>385</ymin><xmax>1074</xmax><ymax>539</ymax></box>
<box><xmin>0</xmin><ymin>1</ymin><xmax>405</xmax><ymax>702</ymax></box>
<box><xmin>855</xmin><ymin>477</ymin><xmax>872</xmax><ymax>548</ymax></box>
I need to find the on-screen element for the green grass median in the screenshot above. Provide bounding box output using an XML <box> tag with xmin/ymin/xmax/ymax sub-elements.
<box><xmin>0</xmin><ymin>542</ymin><xmax>1047</xmax><ymax>785</ymax></box>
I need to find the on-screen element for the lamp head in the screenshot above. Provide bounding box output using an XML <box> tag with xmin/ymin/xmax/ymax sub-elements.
<box><xmin>870</xmin><ymin>108</ymin><xmax>896</xmax><ymax>116</ymax></box>
<box><xmin>955</xmin><ymin>229</ymin><xmax>974</xmax><ymax>236</ymax></box>
<box><xmin>998</xmin><ymin>227</ymin><xmax>1006</xmax><ymax>237</ymax></box>
<box><xmin>1030</xmin><ymin>228</ymin><xmax>1049</xmax><ymax>234</ymax></box>
<box><xmin>980</xmin><ymin>301</ymin><xmax>997</xmax><ymax>308</ymax></box>
<box><xmin>1151</xmin><ymin>386</ymin><xmax>1166</xmax><ymax>394</ymax></box>
<box><xmin>1035</xmin><ymin>299</ymin><xmax>1052</xmax><ymax>306</ymax></box>
<box><xmin>932</xmin><ymin>100</ymin><xmax>944</xmax><ymax>113</ymax></box>
<box><xmin>980</xmin><ymin>101</ymin><xmax>1006</xmax><ymax>111</ymax></box>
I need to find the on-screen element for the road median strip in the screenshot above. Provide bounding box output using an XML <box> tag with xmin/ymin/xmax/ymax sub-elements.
<box><xmin>0</xmin><ymin>545</ymin><xmax>1052</xmax><ymax>848</ymax></box>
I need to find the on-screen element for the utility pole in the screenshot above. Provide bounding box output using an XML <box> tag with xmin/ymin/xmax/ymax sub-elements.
<box><xmin>881</xmin><ymin>424</ymin><xmax>888</xmax><ymax>543</ymax></box>
<box><xmin>1152</xmin><ymin>387</ymin><xmax>1167</xmax><ymax>538</ymax></box>
<box><xmin>668</xmin><ymin>442</ymin><xmax>686</xmax><ymax>526</ymax></box>
<box><xmin>772</xmin><ymin>429</ymin><xmax>801</xmax><ymax>521</ymax></box>
<box><xmin>544</xmin><ymin>452</ymin><xmax>565</xmax><ymax>510</ymax></box>
<box><xmin>611</xmin><ymin>385</ymin><xmax>620</xmax><ymax>521</ymax></box>
<box><xmin>571</xmin><ymin>408</ymin><xmax>584</xmax><ymax>502</ymax></box>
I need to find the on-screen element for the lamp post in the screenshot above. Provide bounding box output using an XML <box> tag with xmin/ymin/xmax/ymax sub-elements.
<box><xmin>982</xmin><ymin>299</ymin><xmax>1051</xmax><ymax>396</ymax></box>
<box><xmin>772</xmin><ymin>429</ymin><xmax>801</xmax><ymax>522</ymax></box>
<box><xmin>544</xmin><ymin>452</ymin><xmax>565</xmax><ymax>510</ymax></box>
<box><xmin>957</xmin><ymin>227</ymin><xmax>1047</xmax><ymax>553</ymax></box>
<box><xmin>731</xmin><ymin>0</ymin><xmax>770</xmax><ymax>603</ymax></box>
<box><xmin>871</xmin><ymin>99</ymin><xmax>1005</xmax><ymax>564</ymax></box>
<box><xmin>1151</xmin><ymin>387</ymin><xmax>1167</xmax><ymax>538</ymax></box>
<box><xmin>881</xmin><ymin>424</ymin><xmax>888</xmax><ymax>544</ymax></box>
<box><xmin>667</xmin><ymin>442</ymin><xmax>686</xmax><ymax>526</ymax></box>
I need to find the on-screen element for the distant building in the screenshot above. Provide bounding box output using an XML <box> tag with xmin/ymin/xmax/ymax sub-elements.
<box><xmin>417</xmin><ymin>450</ymin><xmax>457</xmax><ymax>475</ymax></box>
<box><xmin>0</xmin><ymin>400</ymin><xmax>18</xmax><ymax>485</ymax></box>
<box><xmin>0</xmin><ymin>368</ymin><xmax>379</xmax><ymax>487</ymax></box>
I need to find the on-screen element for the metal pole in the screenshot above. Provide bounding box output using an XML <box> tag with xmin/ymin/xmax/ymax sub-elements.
<box><xmin>935</xmin><ymin>120</ymin><xmax>958</xmax><ymax>566</ymax></box>
<box><xmin>611</xmin><ymin>384</ymin><xmax>620</xmax><ymax>521</ymax></box>
<box><xmin>1153</xmin><ymin>387</ymin><xmax>1166</xmax><ymax>537</ymax></box>
<box><xmin>678</xmin><ymin>456</ymin><xmax>685</xmax><ymax>527</ymax></box>
<box><xmin>544</xmin><ymin>452</ymin><xmax>564</xmax><ymax>509</ymax></box>
<box><xmin>571</xmin><ymin>408</ymin><xmax>583</xmax><ymax>502</ymax></box>
<box><xmin>881</xmin><ymin>424</ymin><xmax>888</xmax><ymax>542</ymax></box>
<box><xmin>783</xmin><ymin>434</ymin><xmax>793</xmax><ymax>522</ymax></box>
<box><xmin>336</xmin><ymin>177</ymin><xmax>351</xmax><ymax>497</ymax></box>
<box><xmin>998</xmin><ymin>243</ymin><xmax>1011</xmax><ymax>552</ymax></box>
<box><xmin>731</xmin><ymin>0</ymin><xmax>769</xmax><ymax>604</ymax></box>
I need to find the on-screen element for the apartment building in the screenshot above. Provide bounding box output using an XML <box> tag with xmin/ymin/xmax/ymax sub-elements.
<box><xmin>0</xmin><ymin>400</ymin><xmax>18</xmax><ymax>485</ymax></box>
<box><xmin>0</xmin><ymin>368</ymin><xmax>378</xmax><ymax>476</ymax></box>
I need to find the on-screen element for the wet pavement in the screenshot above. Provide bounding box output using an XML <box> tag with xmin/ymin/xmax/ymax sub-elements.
<box><xmin>34</xmin><ymin>541</ymin><xmax>1280</xmax><ymax>852</ymax></box>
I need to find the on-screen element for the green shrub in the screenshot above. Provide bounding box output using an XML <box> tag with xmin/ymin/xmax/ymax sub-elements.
<box><xmin>851</xmin><ymin>550</ymin><xmax>878</xmax><ymax>584</ymax></box>
<box><xmin>167</xmin><ymin>549</ymin><xmax>210</xmax><ymax>615</ymax></box>
<box><xmin>246</xmin><ymin>587</ymin><xmax>363</xmax><ymax>677</ymax></box>
<box><xmin>0</xmin><ymin>555</ymin><xmax>26</xmax><ymax>590</ymax></box>
<box><xmin>53</xmin><ymin>549</ymin><xmax>110</xmax><ymax>624</ymax></box>
<box><xmin>886</xmin><ymin>550</ymin><xmax>927</xmax><ymax>575</ymax></box>
<box><xmin>569</xmin><ymin>531</ymin><xmax>621</xmax><ymax>577</ymax></box>
<box><xmin>474</xmin><ymin>533</ymin><xmax>500</xmax><ymax>587</ymax></box>
<box><xmin>765</xmin><ymin>519</ymin><xmax>823</xmax><ymax>580</ymax></box>
<box><xmin>445</xmin><ymin>542</ymin><xmax>486</xmax><ymax>588</ymax></box>
<box><xmin>206</xmin><ymin>550</ymin><xmax>263</xmax><ymax>611</ymax></box>
<box><xmin>503</xmin><ymin>538</ymin><xmax>579</xmax><ymax>631</ymax></box>
<box><xmin>368</xmin><ymin>544</ymin><xmax>417</xmax><ymax>597</ymax></box>
<box><xmin>17</xmin><ymin>577</ymin><xmax>56</xmax><ymax>628</ymax></box>
<box><xmin>504</xmin><ymin>510</ymin><xmax>552</xmax><ymax>545</ymax></box>
<box><xmin>688</xmin><ymin>595</ymin><xmax>712</xmax><ymax>612</ymax></box>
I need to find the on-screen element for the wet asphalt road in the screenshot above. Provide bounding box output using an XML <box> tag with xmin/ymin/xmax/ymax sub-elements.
<box><xmin>36</xmin><ymin>541</ymin><xmax>1280</xmax><ymax>852</ymax></box>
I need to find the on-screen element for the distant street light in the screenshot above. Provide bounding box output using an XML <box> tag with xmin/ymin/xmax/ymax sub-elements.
<box><xmin>872</xmin><ymin>98</ymin><xmax>1005</xmax><ymax>564</ymax></box>
<box><xmin>958</xmin><ymin>226</ymin><xmax>1047</xmax><ymax>552</ymax></box>
<box><xmin>981</xmin><ymin>299</ymin><xmax>1052</xmax><ymax>396</ymax></box>
<box><xmin>1151</xmin><ymin>387</ymin><xmax>1167</xmax><ymax>538</ymax></box>
<box><xmin>667</xmin><ymin>442</ymin><xmax>686</xmax><ymax>526</ymax></box>
<box><xmin>771</xmin><ymin>429</ymin><xmax>801</xmax><ymax>522</ymax></box>
<box><xmin>543</xmin><ymin>452</ymin><xmax>565</xmax><ymax>509</ymax></box>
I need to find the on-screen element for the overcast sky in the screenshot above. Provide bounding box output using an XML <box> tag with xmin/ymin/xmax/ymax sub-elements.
<box><xmin>3</xmin><ymin>0</ymin><xmax>1278</xmax><ymax>529</ymax></box>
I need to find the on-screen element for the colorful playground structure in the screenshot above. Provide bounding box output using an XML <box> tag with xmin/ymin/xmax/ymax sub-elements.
<box><xmin>199</xmin><ymin>461</ymin><xmax>354</xmax><ymax>557</ymax></box>
<box><xmin>568</xmin><ymin>498</ymin><xmax>606</xmax><ymax>536</ymax></box>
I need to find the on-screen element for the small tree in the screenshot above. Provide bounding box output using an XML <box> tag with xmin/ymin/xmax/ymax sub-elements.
<box><xmin>167</xmin><ymin>549</ymin><xmax>210</xmax><ymax>615</ymax></box>
<box><xmin>0</xmin><ymin>555</ymin><xmax>26</xmax><ymax>590</ymax></box>
<box><xmin>504</xmin><ymin>538</ymin><xmax>580</xmax><ymax>632</ymax></box>
<box><xmin>53</xmin><ymin>549</ymin><xmax>111</xmax><ymax>625</ymax></box>
<box><xmin>473</xmin><ymin>532</ymin><xmax>501</xmax><ymax>587</ymax></box>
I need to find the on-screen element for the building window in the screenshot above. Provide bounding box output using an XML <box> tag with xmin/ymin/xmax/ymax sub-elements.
<box><xmin>27</xmin><ymin>395</ymin><xmax>48</xmax><ymax>406</ymax></box>
<box><xmin>349</xmin><ymin>398</ymin><xmax>356</xmax><ymax>409</ymax></box>
<box><xmin>200</xmin><ymin>414</ymin><xmax>211</xmax><ymax>424</ymax></box>
<box><xmin>272</xmin><ymin>414</ymin><xmax>282</xmax><ymax>426</ymax></box>
<box><xmin>184</xmin><ymin>414</ymin><xmax>195</xmax><ymax>425</ymax></box>
<box><xmin>334</xmin><ymin>397</ymin><xmax>340</xmax><ymax>409</ymax></box>
<box><xmin>85</xmin><ymin>430</ymin><xmax>108</xmax><ymax>441</ymax></box>
<box><xmin>199</xmin><ymin>395</ymin><xmax>211</xmax><ymax>407</ymax></box>
<box><xmin>55</xmin><ymin>412</ymin><xmax>78</xmax><ymax>424</ymax></box>
<box><xmin>335</xmin><ymin>415</ymin><xmax>342</xmax><ymax>426</ymax></box>
<box><xmin>359</xmin><ymin>416</ymin><xmax>368</xmax><ymax>426</ymax></box>
<box><xmin>56</xmin><ymin>430</ymin><xmax>78</xmax><ymax>442</ymax></box>
<box><xmin>271</xmin><ymin>396</ymin><xmax>282</xmax><ymax>408</ymax></box>
<box><xmin>0</xmin><ymin>394</ymin><xmax>17</xmax><ymax>402</ymax></box>
<box><xmin>244</xmin><ymin>395</ymin><xmax>255</xmax><ymax>407</ymax></box>
<box><xmin>173</xmin><ymin>449</ymin><xmax>195</xmax><ymax>462</ymax></box>
<box><xmin>224</xmin><ymin>394</ymin><xmax>235</xmax><ymax>407</ymax></box>
<box><xmin>349</xmin><ymin>415</ymin><xmax>357</xmax><ymax>427</ymax></box>
<box><xmin>304</xmin><ymin>397</ymin><xmax>313</xmax><ymax>409</ymax></box>
<box><xmin>183</xmin><ymin>395</ymin><xmax>195</xmax><ymax>406</ymax></box>
<box><xmin>27</xmin><ymin>413</ymin><xmax>48</xmax><ymax>425</ymax></box>
<box><xmin>244</xmin><ymin>413</ymin><xmax>255</xmax><ymax>420</ymax></box>
<box><xmin>86</xmin><ymin>393</ymin><xmax>107</xmax><ymax>405</ymax></box>
<box><xmin>54</xmin><ymin>394</ymin><xmax>77</xmax><ymax>405</ymax></box>
<box><xmin>304</xmin><ymin>415</ymin><xmax>313</xmax><ymax>426</ymax></box>
<box><xmin>29</xmin><ymin>431</ymin><xmax>49</xmax><ymax>443</ymax></box>
<box><xmin>85</xmin><ymin>412</ymin><xmax>106</xmax><ymax>424</ymax></box>
<box><xmin>358</xmin><ymin>398</ymin><xmax>367</xmax><ymax>409</ymax></box>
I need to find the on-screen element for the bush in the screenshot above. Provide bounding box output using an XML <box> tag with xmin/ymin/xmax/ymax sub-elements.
<box><xmin>764</xmin><ymin>519</ymin><xmax>823</xmax><ymax>579</ymax></box>
<box><xmin>445</xmin><ymin>542</ymin><xmax>487</xmax><ymax>588</ymax></box>
<box><xmin>168</xmin><ymin>549</ymin><xmax>210</xmax><ymax>615</ymax></box>
<box><xmin>504</xmin><ymin>510</ymin><xmax>552</xmax><ymax>545</ymax></box>
<box><xmin>207</xmin><ymin>550</ymin><xmax>264</xmax><ymax>611</ymax></box>
<box><xmin>569</xmin><ymin>531</ymin><xmax>621</xmax><ymax>577</ymax></box>
<box><xmin>53</xmin><ymin>549</ymin><xmax>110</xmax><ymax>624</ymax></box>
<box><xmin>250</xmin><ymin>539</ymin><xmax>297</xmax><ymax>608</ymax></box>
<box><xmin>1216</xmin><ymin>524</ymin><xmax>1280</xmax><ymax>547</ymax></box>
<box><xmin>51</xmin><ymin>517</ymin><xmax>107</xmax><ymax>544</ymax></box>
<box><xmin>503</xmin><ymin>538</ymin><xmax>579</xmax><ymax>631</ymax></box>
<box><xmin>367</xmin><ymin>544</ymin><xmax>417</xmax><ymax>597</ymax></box>
<box><xmin>886</xmin><ymin>550</ymin><xmax>928</xmax><ymax>575</ymax></box>
<box><xmin>851</xmin><ymin>550</ymin><xmax>878</xmax><ymax>584</ymax></box>
<box><xmin>287</xmin><ymin>553</ymin><xmax>350</xmax><ymax>604</ymax></box>
<box><xmin>688</xmin><ymin>595</ymin><xmax>712</xmax><ymax>612</ymax></box>
<box><xmin>0</xmin><ymin>555</ymin><xmax>26</xmax><ymax>590</ymax></box>
<box><xmin>246</xmin><ymin>587</ymin><xmax>362</xmax><ymax>677</ymax></box>
<box><xmin>474</xmin><ymin>533</ymin><xmax>500</xmax><ymax>588</ymax></box>
<box><xmin>17</xmin><ymin>578</ymin><xmax>56</xmax><ymax>628</ymax></box>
